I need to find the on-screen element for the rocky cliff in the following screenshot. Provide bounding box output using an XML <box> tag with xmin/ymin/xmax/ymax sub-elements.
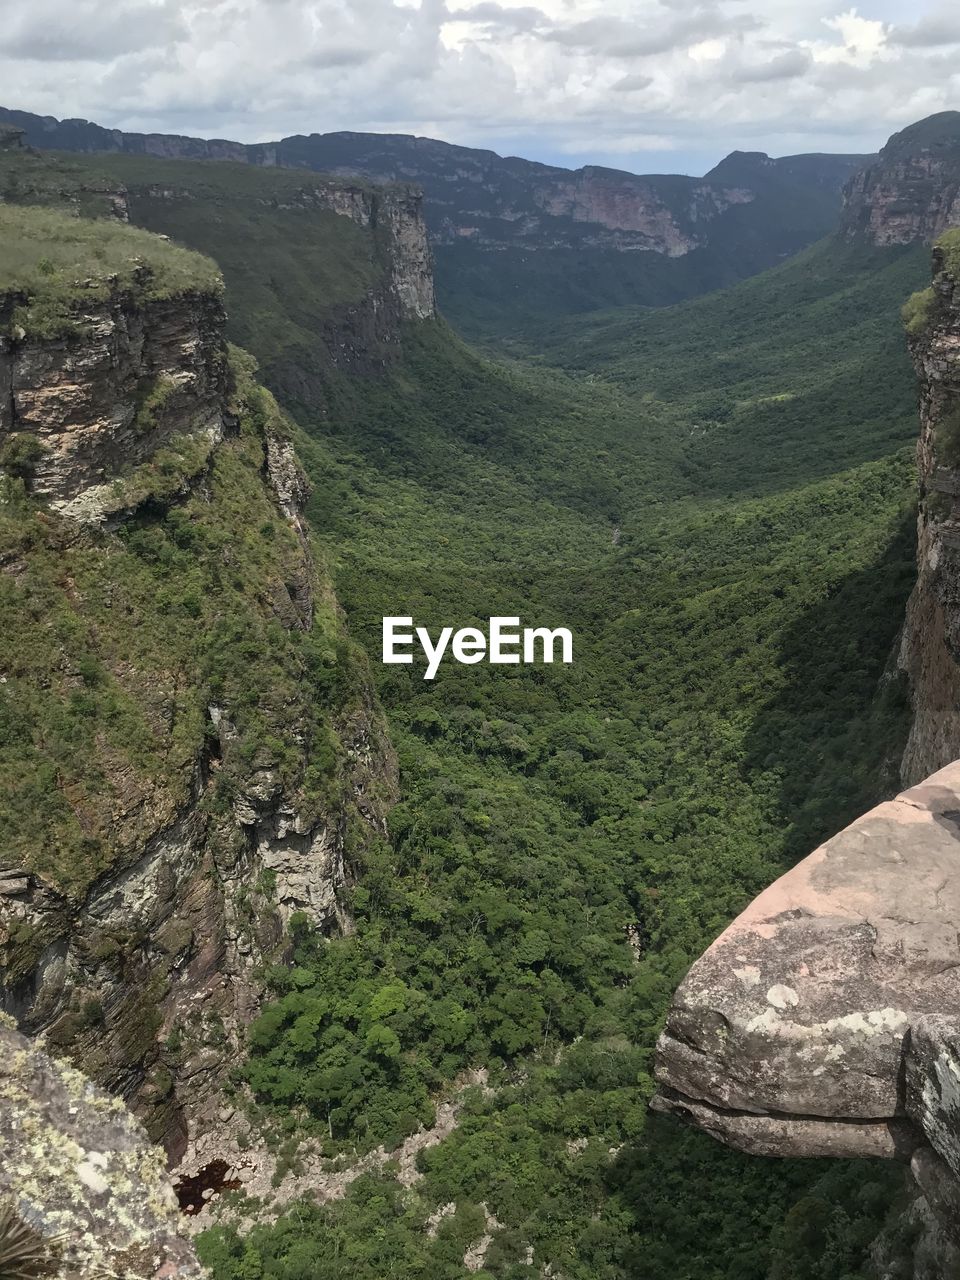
<box><xmin>653</xmin><ymin>233</ymin><xmax>960</xmax><ymax>1275</ymax></box>
<box><xmin>0</xmin><ymin>141</ymin><xmax>435</xmax><ymax>423</ymax></box>
<box><xmin>1</xmin><ymin>280</ymin><xmax>228</xmax><ymax>518</ymax></box>
<box><xmin>0</xmin><ymin>206</ymin><xmax>396</xmax><ymax>1164</ymax></box>
<box><xmin>653</xmin><ymin>766</ymin><xmax>960</xmax><ymax>1274</ymax></box>
<box><xmin>899</xmin><ymin>234</ymin><xmax>960</xmax><ymax>784</ymax></box>
<box><xmin>0</xmin><ymin>105</ymin><xmax>867</xmax><ymax>335</ymax></box>
<box><xmin>842</xmin><ymin>112</ymin><xmax>960</xmax><ymax>247</ymax></box>
<box><xmin>0</xmin><ymin>106</ymin><xmax>865</xmax><ymax>255</ymax></box>
<box><xmin>0</xmin><ymin>1018</ymin><xmax>200</xmax><ymax>1277</ymax></box>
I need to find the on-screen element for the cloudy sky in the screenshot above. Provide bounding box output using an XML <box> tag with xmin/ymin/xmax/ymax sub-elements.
<box><xmin>2</xmin><ymin>0</ymin><xmax>959</xmax><ymax>174</ymax></box>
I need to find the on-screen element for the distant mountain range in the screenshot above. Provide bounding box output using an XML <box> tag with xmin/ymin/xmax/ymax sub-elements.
<box><xmin>0</xmin><ymin>105</ymin><xmax>871</xmax><ymax>337</ymax></box>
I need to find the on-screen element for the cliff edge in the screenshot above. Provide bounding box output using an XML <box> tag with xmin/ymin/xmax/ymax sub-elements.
<box><xmin>842</xmin><ymin>112</ymin><xmax>960</xmax><ymax>247</ymax></box>
<box><xmin>0</xmin><ymin>205</ymin><xmax>395</xmax><ymax>1164</ymax></box>
<box><xmin>654</xmin><ymin>231</ymin><xmax>960</xmax><ymax>1276</ymax></box>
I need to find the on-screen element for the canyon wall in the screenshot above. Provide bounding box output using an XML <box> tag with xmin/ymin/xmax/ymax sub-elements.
<box><xmin>0</xmin><ymin>211</ymin><xmax>397</xmax><ymax>1164</ymax></box>
<box><xmin>0</xmin><ymin>281</ymin><xmax>228</xmax><ymax>517</ymax></box>
<box><xmin>0</xmin><ymin>105</ymin><xmax>864</xmax><ymax>257</ymax></box>
<box><xmin>654</xmin><ymin>236</ymin><xmax>960</xmax><ymax>1277</ymax></box>
<box><xmin>899</xmin><ymin>239</ymin><xmax>960</xmax><ymax>784</ymax></box>
<box><xmin>842</xmin><ymin>111</ymin><xmax>960</xmax><ymax>246</ymax></box>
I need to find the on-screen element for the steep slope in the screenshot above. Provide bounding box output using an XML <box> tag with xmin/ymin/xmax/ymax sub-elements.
<box><xmin>0</xmin><ymin>105</ymin><xmax>867</xmax><ymax>338</ymax></box>
<box><xmin>0</xmin><ymin>129</ymin><xmax>938</xmax><ymax>1277</ymax></box>
<box><xmin>899</xmin><ymin>231</ymin><xmax>960</xmax><ymax>783</ymax></box>
<box><xmin>842</xmin><ymin>111</ymin><xmax>960</xmax><ymax>246</ymax></box>
<box><xmin>0</xmin><ymin>144</ymin><xmax>434</xmax><ymax>412</ymax></box>
<box><xmin>511</xmin><ymin>235</ymin><xmax>927</xmax><ymax>498</ymax></box>
<box><xmin>0</xmin><ymin>202</ymin><xmax>395</xmax><ymax>1162</ymax></box>
<box><xmin>41</xmin><ymin>149</ymin><xmax>921</xmax><ymax>1276</ymax></box>
<box><xmin>653</xmin><ymin>236</ymin><xmax>960</xmax><ymax>1278</ymax></box>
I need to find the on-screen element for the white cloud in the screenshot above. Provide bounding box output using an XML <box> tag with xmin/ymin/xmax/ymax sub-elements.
<box><xmin>0</xmin><ymin>0</ymin><xmax>958</xmax><ymax>172</ymax></box>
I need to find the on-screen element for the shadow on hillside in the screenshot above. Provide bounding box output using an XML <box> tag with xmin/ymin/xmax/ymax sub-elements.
<box><xmin>739</xmin><ymin>507</ymin><xmax>916</xmax><ymax>870</ymax></box>
<box><xmin>598</xmin><ymin>515</ymin><xmax>918</xmax><ymax>1276</ymax></box>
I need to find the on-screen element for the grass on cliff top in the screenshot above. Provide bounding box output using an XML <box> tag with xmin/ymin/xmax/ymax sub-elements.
<box><xmin>902</xmin><ymin>227</ymin><xmax>960</xmax><ymax>335</ymax></box>
<box><xmin>0</xmin><ymin>149</ymin><xmax>390</xmax><ymax>359</ymax></box>
<box><xmin>0</xmin><ymin>204</ymin><xmax>221</xmax><ymax>336</ymax></box>
<box><xmin>938</xmin><ymin>226</ymin><xmax>960</xmax><ymax>279</ymax></box>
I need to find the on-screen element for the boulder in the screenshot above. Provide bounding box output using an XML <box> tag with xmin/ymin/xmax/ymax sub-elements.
<box><xmin>653</xmin><ymin>761</ymin><xmax>960</xmax><ymax>1159</ymax></box>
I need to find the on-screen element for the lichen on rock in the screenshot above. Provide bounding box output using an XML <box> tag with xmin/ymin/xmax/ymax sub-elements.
<box><xmin>0</xmin><ymin>1021</ymin><xmax>201</xmax><ymax>1278</ymax></box>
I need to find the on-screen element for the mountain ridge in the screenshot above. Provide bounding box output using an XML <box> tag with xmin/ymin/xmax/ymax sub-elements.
<box><xmin>0</xmin><ymin>104</ymin><xmax>870</xmax><ymax>337</ymax></box>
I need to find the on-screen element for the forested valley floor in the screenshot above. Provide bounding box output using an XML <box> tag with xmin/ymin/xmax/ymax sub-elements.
<box><xmin>196</xmin><ymin>235</ymin><xmax>929</xmax><ymax>1278</ymax></box>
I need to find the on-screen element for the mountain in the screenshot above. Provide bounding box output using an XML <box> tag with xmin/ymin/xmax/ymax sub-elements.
<box><xmin>2</xmin><ymin>111</ymin><xmax>959</xmax><ymax>1278</ymax></box>
<box><xmin>842</xmin><ymin>110</ymin><xmax>960</xmax><ymax>245</ymax></box>
<box><xmin>0</xmin><ymin>172</ymin><xmax>409</xmax><ymax>1161</ymax></box>
<box><xmin>0</xmin><ymin>105</ymin><xmax>869</xmax><ymax>338</ymax></box>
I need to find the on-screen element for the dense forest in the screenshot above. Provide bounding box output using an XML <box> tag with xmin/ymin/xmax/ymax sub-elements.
<box><xmin>196</xmin><ymin>233</ymin><xmax>925</xmax><ymax>1276</ymax></box>
<box><xmin>0</xmin><ymin>141</ymin><xmax>933</xmax><ymax>1275</ymax></box>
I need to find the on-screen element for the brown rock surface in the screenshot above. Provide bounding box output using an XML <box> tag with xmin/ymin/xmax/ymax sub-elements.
<box><xmin>841</xmin><ymin>112</ymin><xmax>960</xmax><ymax>246</ymax></box>
<box><xmin>653</xmin><ymin>761</ymin><xmax>960</xmax><ymax>1158</ymax></box>
<box><xmin>1</xmin><ymin>282</ymin><xmax>228</xmax><ymax>511</ymax></box>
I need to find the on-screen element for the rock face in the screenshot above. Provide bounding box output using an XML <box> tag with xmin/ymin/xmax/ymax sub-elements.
<box><xmin>0</xmin><ymin>106</ymin><xmax>867</xmax><ymax>335</ymax></box>
<box><xmin>653</xmin><ymin>237</ymin><xmax>960</xmax><ymax>1273</ymax></box>
<box><xmin>0</xmin><ymin>1019</ymin><xmax>200</xmax><ymax>1277</ymax></box>
<box><xmin>899</xmin><ymin>241</ymin><xmax>960</xmax><ymax>784</ymax></box>
<box><xmin>0</xmin><ymin>282</ymin><xmax>228</xmax><ymax>512</ymax></box>
<box><xmin>842</xmin><ymin>111</ymin><xmax>960</xmax><ymax>246</ymax></box>
<box><xmin>653</xmin><ymin>762</ymin><xmax>960</xmax><ymax>1162</ymax></box>
<box><xmin>0</xmin><ymin>218</ymin><xmax>398</xmax><ymax>1166</ymax></box>
<box><xmin>0</xmin><ymin>106</ymin><xmax>867</xmax><ymax>257</ymax></box>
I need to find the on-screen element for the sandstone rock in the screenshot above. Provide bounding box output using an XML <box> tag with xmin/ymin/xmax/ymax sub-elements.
<box><xmin>842</xmin><ymin>112</ymin><xmax>960</xmax><ymax>246</ymax></box>
<box><xmin>653</xmin><ymin>761</ymin><xmax>960</xmax><ymax>1159</ymax></box>
<box><xmin>0</xmin><ymin>1020</ymin><xmax>200</xmax><ymax>1277</ymax></box>
<box><xmin>899</xmin><ymin>248</ymin><xmax>960</xmax><ymax>784</ymax></box>
<box><xmin>0</xmin><ymin>282</ymin><xmax>228</xmax><ymax>511</ymax></box>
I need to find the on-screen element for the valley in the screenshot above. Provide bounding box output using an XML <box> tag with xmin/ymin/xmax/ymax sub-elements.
<box><xmin>0</xmin><ymin>110</ymin><xmax>957</xmax><ymax>1280</ymax></box>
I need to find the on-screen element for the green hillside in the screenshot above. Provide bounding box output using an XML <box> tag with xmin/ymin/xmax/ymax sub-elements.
<box><xmin>200</xmin><ymin>254</ymin><xmax>920</xmax><ymax>1273</ymax></box>
<box><xmin>0</xmin><ymin>105</ymin><xmax>867</xmax><ymax>343</ymax></box>
<box><xmin>0</xmin><ymin>145</ymin><xmax>926</xmax><ymax>1275</ymax></box>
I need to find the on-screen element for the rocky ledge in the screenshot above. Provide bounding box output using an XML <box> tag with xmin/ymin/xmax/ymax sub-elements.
<box><xmin>0</xmin><ymin>1019</ymin><xmax>199</xmax><ymax>1278</ymax></box>
<box><xmin>653</xmin><ymin>762</ymin><xmax>960</xmax><ymax>1161</ymax></box>
<box><xmin>653</xmin><ymin>762</ymin><xmax>960</xmax><ymax>1268</ymax></box>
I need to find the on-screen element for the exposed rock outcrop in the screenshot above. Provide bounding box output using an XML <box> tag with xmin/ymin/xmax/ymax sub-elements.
<box><xmin>653</xmin><ymin>763</ymin><xmax>960</xmax><ymax>1275</ymax></box>
<box><xmin>653</xmin><ymin>762</ymin><xmax>960</xmax><ymax>1162</ymax></box>
<box><xmin>0</xmin><ymin>106</ymin><xmax>866</xmax><ymax>258</ymax></box>
<box><xmin>842</xmin><ymin>111</ymin><xmax>960</xmax><ymax>246</ymax></box>
<box><xmin>0</xmin><ymin>280</ymin><xmax>228</xmax><ymax>515</ymax></box>
<box><xmin>899</xmin><ymin>239</ymin><xmax>960</xmax><ymax>784</ymax></box>
<box><xmin>0</xmin><ymin>212</ymin><xmax>398</xmax><ymax>1167</ymax></box>
<box><xmin>0</xmin><ymin>1019</ymin><xmax>200</xmax><ymax>1277</ymax></box>
<box><xmin>653</xmin><ymin>235</ymin><xmax>960</xmax><ymax>1274</ymax></box>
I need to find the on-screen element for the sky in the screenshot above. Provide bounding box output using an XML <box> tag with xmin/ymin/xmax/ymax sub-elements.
<box><xmin>2</xmin><ymin>0</ymin><xmax>959</xmax><ymax>175</ymax></box>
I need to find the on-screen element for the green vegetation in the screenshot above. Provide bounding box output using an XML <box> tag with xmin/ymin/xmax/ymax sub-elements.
<box><xmin>0</xmin><ymin>352</ymin><xmax>350</xmax><ymax>898</ymax></box>
<box><xmin>939</xmin><ymin>227</ymin><xmax>960</xmax><ymax>280</ymax></box>
<box><xmin>204</xmin><ymin>245</ymin><xmax>919</xmax><ymax>1275</ymax></box>
<box><xmin>0</xmin><ymin>147</ymin><xmax>929</xmax><ymax>1275</ymax></box>
<box><xmin>902</xmin><ymin>287</ymin><xmax>936</xmax><ymax>335</ymax></box>
<box><xmin>505</xmin><ymin>236</ymin><xmax>926</xmax><ymax>496</ymax></box>
<box><xmin>0</xmin><ymin>204</ymin><xmax>221</xmax><ymax>337</ymax></box>
<box><xmin>437</xmin><ymin>167</ymin><xmax>853</xmax><ymax>342</ymax></box>
<box><xmin>68</xmin><ymin>153</ymin><xmax>390</xmax><ymax>376</ymax></box>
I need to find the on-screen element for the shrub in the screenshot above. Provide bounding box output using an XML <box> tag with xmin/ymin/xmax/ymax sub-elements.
<box><xmin>0</xmin><ymin>433</ymin><xmax>45</xmax><ymax>480</ymax></box>
<box><xmin>902</xmin><ymin>287</ymin><xmax>937</xmax><ymax>336</ymax></box>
